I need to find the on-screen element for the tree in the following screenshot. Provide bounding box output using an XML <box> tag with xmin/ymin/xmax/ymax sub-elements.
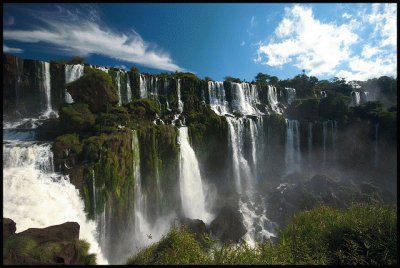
<box><xmin>255</xmin><ymin>73</ymin><xmax>270</xmax><ymax>84</ymax></box>
<box><xmin>67</xmin><ymin>56</ymin><xmax>85</xmax><ymax>65</ymax></box>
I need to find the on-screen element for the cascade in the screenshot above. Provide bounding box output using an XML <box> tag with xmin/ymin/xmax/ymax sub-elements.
<box><xmin>226</xmin><ymin>117</ymin><xmax>276</xmax><ymax>246</ymax></box>
<box><xmin>65</xmin><ymin>64</ymin><xmax>84</xmax><ymax>103</ymax></box>
<box><xmin>227</xmin><ymin>117</ymin><xmax>254</xmax><ymax>194</ymax></box>
<box><xmin>40</xmin><ymin>61</ymin><xmax>56</xmax><ymax>118</ymax></box>
<box><xmin>3</xmin><ymin>141</ymin><xmax>107</xmax><ymax>264</ymax></box>
<box><xmin>267</xmin><ymin>85</ymin><xmax>281</xmax><ymax>114</ymax></box>
<box><xmin>351</xmin><ymin>91</ymin><xmax>360</xmax><ymax>106</ymax></box>
<box><xmin>308</xmin><ymin>122</ymin><xmax>313</xmax><ymax>167</ymax></box>
<box><xmin>178</xmin><ymin>127</ymin><xmax>212</xmax><ymax>223</ymax></box>
<box><xmin>239</xmin><ymin>195</ymin><xmax>276</xmax><ymax>247</ymax></box>
<box><xmin>360</xmin><ymin>91</ymin><xmax>369</xmax><ymax>103</ymax></box>
<box><xmin>116</xmin><ymin>71</ymin><xmax>122</xmax><ymax>106</ymax></box>
<box><xmin>139</xmin><ymin>74</ymin><xmax>147</xmax><ymax>98</ymax></box>
<box><xmin>131</xmin><ymin>130</ymin><xmax>173</xmax><ymax>255</ymax></box>
<box><xmin>96</xmin><ymin>66</ymin><xmax>109</xmax><ymax>73</ymax></box>
<box><xmin>321</xmin><ymin>91</ymin><xmax>327</xmax><ymax>98</ymax></box>
<box><xmin>126</xmin><ymin>74</ymin><xmax>132</xmax><ymax>103</ymax></box>
<box><xmin>208</xmin><ymin>81</ymin><xmax>229</xmax><ymax>116</ymax></box>
<box><xmin>285</xmin><ymin>87</ymin><xmax>296</xmax><ymax>105</ymax></box>
<box><xmin>176</xmin><ymin>79</ymin><xmax>184</xmax><ymax>113</ymax></box>
<box><xmin>374</xmin><ymin>123</ymin><xmax>379</xmax><ymax>168</ymax></box>
<box><xmin>230</xmin><ymin>82</ymin><xmax>260</xmax><ymax>115</ymax></box>
<box><xmin>285</xmin><ymin>119</ymin><xmax>301</xmax><ymax>174</ymax></box>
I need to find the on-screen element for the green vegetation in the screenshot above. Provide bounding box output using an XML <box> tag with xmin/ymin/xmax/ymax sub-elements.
<box><xmin>66</xmin><ymin>68</ymin><xmax>118</xmax><ymax>113</ymax></box>
<box><xmin>59</xmin><ymin>103</ymin><xmax>96</xmax><ymax>133</ymax></box>
<box><xmin>3</xmin><ymin>236</ymin><xmax>96</xmax><ymax>265</ymax></box>
<box><xmin>127</xmin><ymin>228</ymin><xmax>211</xmax><ymax>265</ymax></box>
<box><xmin>127</xmin><ymin>204</ymin><xmax>397</xmax><ymax>265</ymax></box>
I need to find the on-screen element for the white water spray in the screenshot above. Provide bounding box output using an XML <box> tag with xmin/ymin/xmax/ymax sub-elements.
<box><xmin>3</xmin><ymin>141</ymin><xmax>107</xmax><ymax>264</ymax></box>
<box><xmin>178</xmin><ymin>127</ymin><xmax>212</xmax><ymax>223</ymax></box>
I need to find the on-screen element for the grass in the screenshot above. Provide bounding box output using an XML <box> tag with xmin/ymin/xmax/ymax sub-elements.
<box><xmin>126</xmin><ymin>203</ymin><xmax>397</xmax><ymax>265</ymax></box>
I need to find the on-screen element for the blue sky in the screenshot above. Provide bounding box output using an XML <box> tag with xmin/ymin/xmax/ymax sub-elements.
<box><xmin>3</xmin><ymin>3</ymin><xmax>397</xmax><ymax>82</ymax></box>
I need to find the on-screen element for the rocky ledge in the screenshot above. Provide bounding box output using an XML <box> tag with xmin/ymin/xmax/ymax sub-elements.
<box><xmin>3</xmin><ymin>218</ymin><xmax>96</xmax><ymax>265</ymax></box>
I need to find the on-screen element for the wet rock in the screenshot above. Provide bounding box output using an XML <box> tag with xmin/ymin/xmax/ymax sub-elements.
<box><xmin>17</xmin><ymin>221</ymin><xmax>80</xmax><ymax>244</ymax></box>
<box><xmin>210</xmin><ymin>205</ymin><xmax>246</xmax><ymax>243</ymax></box>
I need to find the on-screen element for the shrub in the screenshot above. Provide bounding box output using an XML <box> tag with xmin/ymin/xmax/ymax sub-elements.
<box><xmin>59</xmin><ymin>103</ymin><xmax>96</xmax><ymax>133</ymax></box>
<box><xmin>127</xmin><ymin>228</ymin><xmax>211</xmax><ymax>265</ymax></box>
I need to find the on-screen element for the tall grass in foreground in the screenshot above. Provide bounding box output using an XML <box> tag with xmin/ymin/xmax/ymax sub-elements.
<box><xmin>127</xmin><ymin>204</ymin><xmax>397</xmax><ymax>265</ymax></box>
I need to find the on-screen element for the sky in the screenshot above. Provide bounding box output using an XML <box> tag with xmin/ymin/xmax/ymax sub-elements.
<box><xmin>3</xmin><ymin>3</ymin><xmax>397</xmax><ymax>82</ymax></box>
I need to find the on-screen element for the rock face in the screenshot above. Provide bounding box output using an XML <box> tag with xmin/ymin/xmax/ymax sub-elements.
<box><xmin>3</xmin><ymin>218</ymin><xmax>91</xmax><ymax>265</ymax></box>
<box><xmin>209</xmin><ymin>205</ymin><xmax>247</xmax><ymax>243</ymax></box>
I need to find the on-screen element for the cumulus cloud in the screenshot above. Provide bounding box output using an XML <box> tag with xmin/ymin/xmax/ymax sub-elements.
<box><xmin>3</xmin><ymin>44</ymin><xmax>23</xmax><ymax>53</ymax></box>
<box><xmin>255</xmin><ymin>4</ymin><xmax>397</xmax><ymax>81</ymax></box>
<box><xmin>3</xmin><ymin>5</ymin><xmax>184</xmax><ymax>72</ymax></box>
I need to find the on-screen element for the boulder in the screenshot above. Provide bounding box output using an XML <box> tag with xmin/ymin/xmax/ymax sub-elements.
<box><xmin>177</xmin><ymin>217</ymin><xmax>207</xmax><ymax>237</ymax></box>
<box><xmin>3</xmin><ymin>218</ymin><xmax>16</xmax><ymax>237</ymax></box>
<box><xmin>17</xmin><ymin>221</ymin><xmax>80</xmax><ymax>244</ymax></box>
<box><xmin>3</xmin><ymin>219</ymin><xmax>90</xmax><ymax>265</ymax></box>
<box><xmin>210</xmin><ymin>205</ymin><xmax>246</xmax><ymax>243</ymax></box>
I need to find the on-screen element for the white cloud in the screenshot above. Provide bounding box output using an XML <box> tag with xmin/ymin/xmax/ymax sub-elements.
<box><xmin>342</xmin><ymin>12</ymin><xmax>352</xmax><ymax>19</ymax></box>
<box><xmin>3</xmin><ymin>6</ymin><xmax>184</xmax><ymax>72</ymax></box>
<box><xmin>256</xmin><ymin>4</ymin><xmax>358</xmax><ymax>76</ymax></box>
<box><xmin>240</xmin><ymin>41</ymin><xmax>245</xmax><ymax>47</ymax></box>
<box><xmin>361</xmin><ymin>44</ymin><xmax>381</xmax><ymax>59</ymax></box>
<box><xmin>3</xmin><ymin>44</ymin><xmax>23</xmax><ymax>53</ymax></box>
<box><xmin>367</xmin><ymin>3</ymin><xmax>397</xmax><ymax>48</ymax></box>
<box><xmin>255</xmin><ymin>4</ymin><xmax>397</xmax><ymax>80</ymax></box>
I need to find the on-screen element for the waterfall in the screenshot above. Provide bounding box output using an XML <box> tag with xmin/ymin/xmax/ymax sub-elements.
<box><xmin>39</xmin><ymin>62</ymin><xmax>56</xmax><ymax>118</ymax></box>
<box><xmin>176</xmin><ymin>79</ymin><xmax>184</xmax><ymax>113</ymax></box>
<box><xmin>178</xmin><ymin>127</ymin><xmax>212</xmax><ymax>223</ymax></box>
<box><xmin>285</xmin><ymin>119</ymin><xmax>301</xmax><ymax>174</ymax></box>
<box><xmin>227</xmin><ymin>117</ymin><xmax>255</xmax><ymax>194</ymax></box>
<box><xmin>139</xmin><ymin>74</ymin><xmax>147</xmax><ymax>98</ymax></box>
<box><xmin>226</xmin><ymin>117</ymin><xmax>275</xmax><ymax>246</ymax></box>
<box><xmin>267</xmin><ymin>85</ymin><xmax>281</xmax><ymax>114</ymax></box>
<box><xmin>3</xmin><ymin>141</ymin><xmax>107</xmax><ymax>264</ymax></box>
<box><xmin>131</xmin><ymin>130</ymin><xmax>172</xmax><ymax>255</ymax></box>
<box><xmin>374</xmin><ymin>123</ymin><xmax>379</xmax><ymax>168</ymax></box>
<box><xmin>361</xmin><ymin>91</ymin><xmax>369</xmax><ymax>104</ymax></box>
<box><xmin>308</xmin><ymin>122</ymin><xmax>313</xmax><ymax>167</ymax></box>
<box><xmin>96</xmin><ymin>66</ymin><xmax>109</xmax><ymax>73</ymax></box>
<box><xmin>351</xmin><ymin>91</ymin><xmax>361</xmax><ymax>106</ymax></box>
<box><xmin>126</xmin><ymin>74</ymin><xmax>132</xmax><ymax>103</ymax></box>
<box><xmin>239</xmin><ymin>196</ymin><xmax>276</xmax><ymax>247</ymax></box>
<box><xmin>230</xmin><ymin>82</ymin><xmax>260</xmax><ymax>115</ymax></box>
<box><xmin>116</xmin><ymin>71</ymin><xmax>122</xmax><ymax>106</ymax></box>
<box><xmin>208</xmin><ymin>81</ymin><xmax>229</xmax><ymax>115</ymax></box>
<box><xmin>321</xmin><ymin>91</ymin><xmax>327</xmax><ymax>98</ymax></box>
<box><xmin>285</xmin><ymin>87</ymin><xmax>296</xmax><ymax>105</ymax></box>
<box><xmin>65</xmin><ymin>64</ymin><xmax>84</xmax><ymax>103</ymax></box>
